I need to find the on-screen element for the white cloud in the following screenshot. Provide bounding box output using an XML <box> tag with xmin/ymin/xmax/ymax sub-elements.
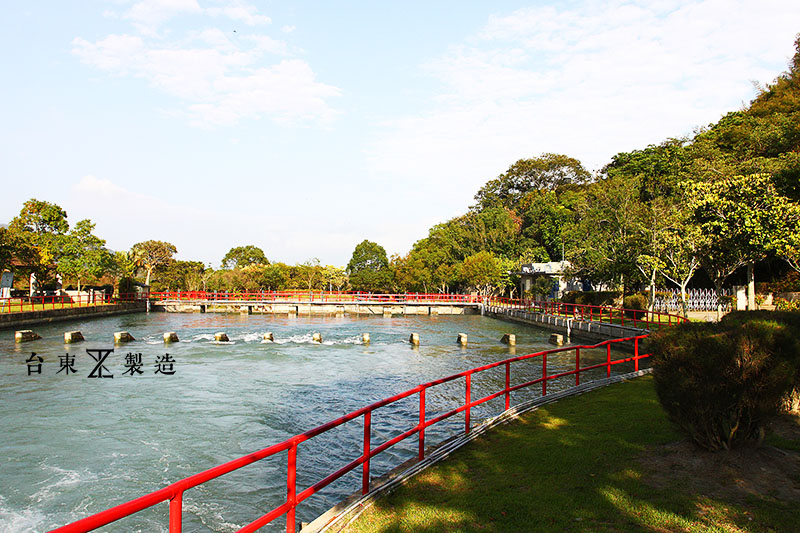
<box><xmin>72</xmin><ymin>3</ymin><xmax>339</xmax><ymax>127</ymax></box>
<box><xmin>367</xmin><ymin>0</ymin><xmax>800</xmax><ymax>203</ymax></box>
<box><xmin>124</xmin><ymin>0</ymin><xmax>202</xmax><ymax>33</ymax></box>
<box><xmin>281</xmin><ymin>25</ymin><xmax>296</xmax><ymax>34</ymax></box>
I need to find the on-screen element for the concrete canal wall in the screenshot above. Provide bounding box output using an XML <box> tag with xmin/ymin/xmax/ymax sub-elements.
<box><xmin>0</xmin><ymin>302</ymin><xmax>147</xmax><ymax>330</ymax></box>
<box><xmin>153</xmin><ymin>302</ymin><xmax>478</xmax><ymax>316</ymax></box>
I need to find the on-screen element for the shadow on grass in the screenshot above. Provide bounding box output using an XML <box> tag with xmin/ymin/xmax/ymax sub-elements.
<box><xmin>344</xmin><ymin>376</ymin><xmax>800</xmax><ymax>532</ymax></box>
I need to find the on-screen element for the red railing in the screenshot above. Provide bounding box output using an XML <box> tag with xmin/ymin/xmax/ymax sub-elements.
<box><xmin>149</xmin><ymin>290</ymin><xmax>481</xmax><ymax>304</ymax></box>
<box><xmin>484</xmin><ymin>297</ymin><xmax>687</xmax><ymax>330</ymax></box>
<box><xmin>52</xmin><ymin>334</ymin><xmax>650</xmax><ymax>533</ymax></box>
<box><xmin>0</xmin><ymin>292</ymin><xmax>147</xmax><ymax>313</ymax></box>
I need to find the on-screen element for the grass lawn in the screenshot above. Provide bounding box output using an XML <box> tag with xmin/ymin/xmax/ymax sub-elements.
<box><xmin>344</xmin><ymin>376</ymin><xmax>800</xmax><ymax>532</ymax></box>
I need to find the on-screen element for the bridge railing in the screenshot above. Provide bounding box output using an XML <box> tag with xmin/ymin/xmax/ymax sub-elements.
<box><xmin>149</xmin><ymin>290</ymin><xmax>482</xmax><ymax>304</ymax></box>
<box><xmin>0</xmin><ymin>292</ymin><xmax>146</xmax><ymax>314</ymax></box>
<box><xmin>51</xmin><ymin>334</ymin><xmax>650</xmax><ymax>533</ymax></box>
<box><xmin>484</xmin><ymin>297</ymin><xmax>687</xmax><ymax>329</ymax></box>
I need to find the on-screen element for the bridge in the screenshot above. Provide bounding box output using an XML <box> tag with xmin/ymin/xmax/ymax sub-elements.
<box><xmin>150</xmin><ymin>291</ymin><xmax>483</xmax><ymax>316</ymax></box>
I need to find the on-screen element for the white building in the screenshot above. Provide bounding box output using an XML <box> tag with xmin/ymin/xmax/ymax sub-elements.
<box><xmin>517</xmin><ymin>261</ymin><xmax>584</xmax><ymax>299</ymax></box>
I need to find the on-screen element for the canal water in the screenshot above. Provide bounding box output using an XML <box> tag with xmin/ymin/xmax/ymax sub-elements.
<box><xmin>0</xmin><ymin>312</ymin><xmax>630</xmax><ymax>531</ymax></box>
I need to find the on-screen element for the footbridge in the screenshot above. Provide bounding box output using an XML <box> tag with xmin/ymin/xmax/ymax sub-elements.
<box><xmin>150</xmin><ymin>291</ymin><xmax>483</xmax><ymax>316</ymax></box>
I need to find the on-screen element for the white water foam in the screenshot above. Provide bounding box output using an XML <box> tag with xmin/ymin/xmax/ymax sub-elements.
<box><xmin>0</xmin><ymin>496</ymin><xmax>47</xmax><ymax>533</ymax></box>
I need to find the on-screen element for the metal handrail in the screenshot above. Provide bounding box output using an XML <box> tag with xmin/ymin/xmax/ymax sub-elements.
<box><xmin>51</xmin><ymin>334</ymin><xmax>650</xmax><ymax>533</ymax></box>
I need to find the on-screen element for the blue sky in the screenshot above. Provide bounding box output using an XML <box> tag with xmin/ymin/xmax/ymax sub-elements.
<box><xmin>2</xmin><ymin>1</ymin><xmax>799</xmax><ymax>268</ymax></box>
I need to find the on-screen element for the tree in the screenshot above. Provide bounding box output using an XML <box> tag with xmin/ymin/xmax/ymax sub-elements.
<box><xmin>685</xmin><ymin>174</ymin><xmax>800</xmax><ymax>318</ymax></box>
<box><xmin>8</xmin><ymin>199</ymin><xmax>70</xmax><ymax>282</ymax></box>
<box><xmin>297</xmin><ymin>258</ymin><xmax>322</xmax><ymax>292</ymax></box>
<box><xmin>473</xmin><ymin>153</ymin><xmax>592</xmax><ymax>211</ymax></box>
<box><xmin>347</xmin><ymin>240</ymin><xmax>392</xmax><ymax>292</ymax></box>
<box><xmin>654</xmin><ymin>208</ymin><xmax>703</xmax><ymax>318</ymax></box>
<box><xmin>130</xmin><ymin>240</ymin><xmax>177</xmax><ymax>287</ymax></box>
<box><xmin>460</xmin><ymin>251</ymin><xmax>503</xmax><ymax>296</ymax></box>
<box><xmin>221</xmin><ymin>245</ymin><xmax>268</xmax><ymax>269</ymax></box>
<box><xmin>321</xmin><ymin>265</ymin><xmax>348</xmax><ymax>291</ymax></box>
<box><xmin>261</xmin><ymin>263</ymin><xmax>290</xmax><ymax>291</ymax></box>
<box><xmin>57</xmin><ymin>219</ymin><xmax>114</xmax><ymax>292</ymax></box>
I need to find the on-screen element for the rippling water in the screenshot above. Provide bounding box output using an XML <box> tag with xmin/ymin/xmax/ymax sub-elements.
<box><xmin>0</xmin><ymin>312</ymin><xmax>631</xmax><ymax>531</ymax></box>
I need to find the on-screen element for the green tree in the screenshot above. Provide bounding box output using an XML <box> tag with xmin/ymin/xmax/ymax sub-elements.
<box><xmin>321</xmin><ymin>265</ymin><xmax>348</xmax><ymax>291</ymax></box>
<box><xmin>221</xmin><ymin>245</ymin><xmax>268</xmax><ymax>269</ymax></box>
<box><xmin>8</xmin><ymin>199</ymin><xmax>70</xmax><ymax>281</ymax></box>
<box><xmin>261</xmin><ymin>263</ymin><xmax>290</xmax><ymax>291</ymax></box>
<box><xmin>347</xmin><ymin>240</ymin><xmax>392</xmax><ymax>292</ymax></box>
<box><xmin>473</xmin><ymin>153</ymin><xmax>591</xmax><ymax>211</ymax></box>
<box><xmin>460</xmin><ymin>251</ymin><xmax>503</xmax><ymax>296</ymax></box>
<box><xmin>685</xmin><ymin>174</ymin><xmax>800</xmax><ymax>318</ymax></box>
<box><xmin>131</xmin><ymin>240</ymin><xmax>177</xmax><ymax>287</ymax></box>
<box><xmin>57</xmin><ymin>219</ymin><xmax>114</xmax><ymax>292</ymax></box>
<box><xmin>297</xmin><ymin>258</ymin><xmax>322</xmax><ymax>292</ymax></box>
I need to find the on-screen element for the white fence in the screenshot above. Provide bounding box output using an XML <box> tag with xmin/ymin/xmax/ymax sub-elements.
<box><xmin>652</xmin><ymin>288</ymin><xmax>733</xmax><ymax>313</ymax></box>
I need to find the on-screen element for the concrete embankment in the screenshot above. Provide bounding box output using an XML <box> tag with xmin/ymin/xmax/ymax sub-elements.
<box><xmin>484</xmin><ymin>305</ymin><xmax>648</xmax><ymax>348</ymax></box>
<box><xmin>0</xmin><ymin>302</ymin><xmax>147</xmax><ymax>330</ymax></box>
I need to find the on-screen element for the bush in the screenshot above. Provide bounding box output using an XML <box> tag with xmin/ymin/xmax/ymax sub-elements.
<box><xmin>623</xmin><ymin>293</ymin><xmax>648</xmax><ymax>319</ymax></box>
<box><xmin>650</xmin><ymin>315</ymin><xmax>800</xmax><ymax>451</ymax></box>
<box><xmin>561</xmin><ymin>291</ymin><xmax>622</xmax><ymax>306</ymax></box>
<box><xmin>118</xmin><ymin>277</ymin><xmax>135</xmax><ymax>298</ymax></box>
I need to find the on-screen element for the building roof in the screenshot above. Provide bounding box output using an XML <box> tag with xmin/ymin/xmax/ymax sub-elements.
<box><xmin>518</xmin><ymin>261</ymin><xmax>571</xmax><ymax>275</ymax></box>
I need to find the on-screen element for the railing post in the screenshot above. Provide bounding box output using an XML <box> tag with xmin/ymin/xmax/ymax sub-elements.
<box><xmin>634</xmin><ymin>337</ymin><xmax>639</xmax><ymax>372</ymax></box>
<box><xmin>504</xmin><ymin>362</ymin><xmax>510</xmax><ymax>410</ymax></box>
<box><xmin>606</xmin><ymin>343</ymin><xmax>611</xmax><ymax>378</ymax></box>
<box><xmin>575</xmin><ymin>348</ymin><xmax>581</xmax><ymax>386</ymax></box>
<box><xmin>286</xmin><ymin>443</ymin><xmax>297</xmax><ymax>533</ymax></box>
<box><xmin>418</xmin><ymin>388</ymin><xmax>426</xmax><ymax>460</ymax></box>
<box><xmin>169</xmin><ymin>491</ymin><xmax>183</xmax><ymax>532</ymax></box>
<box><xmin>465</xmin><ymin>374</ymin><xmax>471</xmax><ymax>434</ymax></box>
<box><xmin>542</xmin><ymin>353</ymin><xmax>547</xmax><ymax>396</ymax></box>
<box><xmin>362</xmin><ymin>411</ymin><xmax>371</xmax><ymax>495</ymax></box>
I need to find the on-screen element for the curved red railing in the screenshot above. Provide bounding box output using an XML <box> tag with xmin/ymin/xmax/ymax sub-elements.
<box><xmin>51</xmin><ymin>334</ymin><xmax>650</xmax><ymax>533</ymax></box>
<box><xmin>484</xmin><ymin>297</ymin><xmax>687</xmax><ymax>329</ymax></box>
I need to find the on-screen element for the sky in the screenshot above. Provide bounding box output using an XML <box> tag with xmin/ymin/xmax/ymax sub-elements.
<box><xmin>2</xmin><ymin>1</ymin><xmax>799</xmax><ymax>268</ymax></box>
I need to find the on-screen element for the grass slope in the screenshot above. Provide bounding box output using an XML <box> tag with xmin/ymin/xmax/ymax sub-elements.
<box><xmin>345</xmin><ymin>376</ymin><xmax>800</xmax><ymax>532</ymax></box>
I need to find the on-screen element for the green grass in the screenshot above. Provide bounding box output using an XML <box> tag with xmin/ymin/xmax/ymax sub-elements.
<box><xmin>345</xmin><ymin>376</ymin><xmax>800</xmax><ymax>532</ymax></box>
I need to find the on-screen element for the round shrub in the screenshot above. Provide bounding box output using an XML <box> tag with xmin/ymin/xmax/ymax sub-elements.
<box><xmin>623</xmin><ymin>293</ymin><xmax>648</xmax><ymax>319</ymax></box>
<box><xmin>650</xmin><ymin>315</ymin><xmax>800</xmax><ymax>451</ymax></box>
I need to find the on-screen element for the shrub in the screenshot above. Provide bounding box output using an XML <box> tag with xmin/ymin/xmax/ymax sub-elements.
<box><xmin>561</xmin><ymin>291</ymin><xmax>621</xmax><ymax>306</ymax></box>
<box><xmin>623</xmin><ymin>293</ymin><xmax>648</xmax><ymax>319</ymax></box>
<box><xmin>118</xmin><ymin>277</ymin><xmax>135</xmax><ymax>298</ymax></box>
<box><xmin>650</xmin><ymin>315</ymin><xmax>800</xmax><ymax>451</ymax></box>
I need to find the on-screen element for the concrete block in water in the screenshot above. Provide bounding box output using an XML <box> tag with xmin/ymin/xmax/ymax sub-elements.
<box><xmin>457</xmin><ymin>333</ymin><xmax>468</xmax><ymax>346</ymax></box>
<box><xmin>409</xmin><ymin>333</ymin><xmax>420</xmax><ymax>345</ymax></box>
<box><xmin>312</xmin><ymin>332</ymin><xmax>322</xmax><ymax>343</ymax></box>
<box><xmin>263</xmin><ymin>332</ymin><xmax>274</xmax><ymax>342</ymax></box>
<box><xmin>114</xmin><ymin>331</ymin><xmax>135</xmax><ymax>343</ymax></box>
<box><xmin>214</xmin><ymin>332</ymin><xmax>229</xmax><ymax>342</ymax></box>
<box><xmin>15</xmin><ymin>330</ymin><xmax>41</xmax><ymax>343</ymax></box>
<box><xmin>549</xmin><ymin>333</ymin><xmax>565</xmax><ymax>346</ymax></box>
<box><xmin>501</xmin><ymin>333</ymin><xmax>516</xmax><ymax>346</ymax></box>
<box><xmin>64</xmin><ymin>331</ymin><xmax>84</xmax><ymax>343</ymax></box>
<box><xmin>164</xmin><ymin>332</ymin><xmax>179</xmax><ymax>343</ymax></box>
<box><xmin>362</xmin><ymin>333</ymin><xmax>370</xmax><ymax>344</ymax></box>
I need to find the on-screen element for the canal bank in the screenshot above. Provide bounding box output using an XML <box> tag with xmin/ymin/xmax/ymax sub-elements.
<box><xmin>0</xmin><ymin>301</ymin><xmax>147</xmax><ymax>330</ymax></box>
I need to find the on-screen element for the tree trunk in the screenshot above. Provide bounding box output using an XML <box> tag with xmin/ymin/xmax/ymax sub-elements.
<box><xmin>145</xmin><ymin>268</ymin><xmax>152</xmax><ymax>287</ymax></box>
<box><xmin>714</xmin><ymin>281</ymin><xmax>724</xmax><ymax>322</ymax></box>
<box><xmin>747</xmin><ymin>262</ymin><xmax>755</xmax><ymax>310</ymax></box>
<box><xmin>679</xmin><ymin>281</ymin><xmax>689</xmax><ymax>318</ymax></box>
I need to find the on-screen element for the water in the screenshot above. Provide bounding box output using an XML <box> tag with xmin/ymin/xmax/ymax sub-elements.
<box><xmin>0</xmin><ymin>312</ymin><xmax>629</xmax><ymax>531</ymax></box>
